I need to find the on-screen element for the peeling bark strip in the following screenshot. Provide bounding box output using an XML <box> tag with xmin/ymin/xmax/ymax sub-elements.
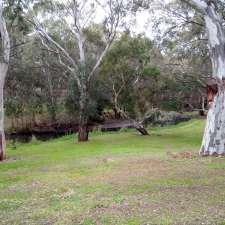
<box><xmin>206</xmin><ymin>78</ymin><xmax>222</xmax><ymax>107</ymax></box>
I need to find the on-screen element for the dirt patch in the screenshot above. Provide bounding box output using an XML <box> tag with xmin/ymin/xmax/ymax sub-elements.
<box><xmin>86</xmin><ymin>157</ymin><xmax>173</xmax><ymax>187</ymax></box>
<box><xmin>167</xmin><ymin>151</ymin><xmax>198</xmax><ymax>159</ymax></box>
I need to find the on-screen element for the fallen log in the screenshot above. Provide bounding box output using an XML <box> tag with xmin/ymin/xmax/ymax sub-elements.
<box><xmin>134</xmin><ymin>123</ymin><xmax>149</xmax><ymax>135</ymax></box>
<box><xmin>101</xmin><ymin>119</ymin><xmax>149</xmax><ymax>136</ymax></box>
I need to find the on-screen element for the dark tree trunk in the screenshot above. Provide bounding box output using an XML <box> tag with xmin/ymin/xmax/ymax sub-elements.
<box><xmin>0</xmin><ymin>131</ymin><xmax>5</xmax><ymax>161</ymax></box>
<box><xmin>78</xmin><ymin>84</ymin><xmax>89</xmax><ymax>142</ymax></box>
<box><xmin>113</xmin><ymin>107</ymin><xmax>121</xmax><ymax>119</ymax></box>
<box><xmin>49</xmin><ymin>106</ymin><xmax>57</xmax><ymax>124</ymax></box>
<box><xmin>78</xmin><ymin>118</ymin><xmax>89</xmax><ymax>142</ymax></box>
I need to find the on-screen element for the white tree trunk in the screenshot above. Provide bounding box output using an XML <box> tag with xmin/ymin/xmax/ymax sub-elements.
<box><xmin>0</xmin><ymin>2</ymin><xmax>10</xmax><ymax>161</ymax></box>
<box><xmin>0</xmin><ymin>64</ymin><xmax>7</xmax><ymax>160</ymax></box>
<box><xmin>191</xmin><ymin>1</ymin><xmax>225</xmax><ymax>155</ymax></box>
<box><xmin>201</xmin><ymin>91</ymin><xmax>225</xmax><ymax>155</ymax></box>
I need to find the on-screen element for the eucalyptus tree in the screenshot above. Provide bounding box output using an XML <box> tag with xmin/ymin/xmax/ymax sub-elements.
<box><xmin>0</xmin><ymin>1</ymin><xmax>10</xmax><ymax>161</ymax></box>
<box><xmin>182</xmin><ymin>0</ymin><xmax>225</xmax><ymax>155</ymax></box>
<box><xmin>26</xmin><ymin>0</ymin><xmax>129</xmax><ymax>142</ymax></box>
<box><xmin>100</xmin><ymin>33</ymin><xmax>160</xmax><ymax>120</ymax></box>
<box><xmin>0</xmin><ymin>4</ymin><xmax>9</xmax><ymax>161</ymax></box>
<box><xmin>148</xmin><ymin>0</ymin><xmax>225</xmax><ymax>155</ymax></box>
<box><xmin>0</xmin><ymin>0</ymin><xmax>31</xmax><ymax>161</ymax></box>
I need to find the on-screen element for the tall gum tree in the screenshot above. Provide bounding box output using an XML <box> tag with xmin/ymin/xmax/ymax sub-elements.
<box><xmin>0</xmin><ymin>1</ymin><xmax>10</xmax><ymax>161</ymax></box>
<box><xmin>187</xmin><ymin>0</ymin><xmax>225</xmax><ymax>155</ymax></box>
<box><xmin>27</xmin><ymin>0</ymin><xmax>127</xmax><ymax>142</ymax></box>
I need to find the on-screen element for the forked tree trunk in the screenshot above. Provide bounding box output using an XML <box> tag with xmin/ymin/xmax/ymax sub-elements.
<box><xmin>194</xmin><ymin>1</ymin><xmax>225</xmax><ymax>155</ymax></box>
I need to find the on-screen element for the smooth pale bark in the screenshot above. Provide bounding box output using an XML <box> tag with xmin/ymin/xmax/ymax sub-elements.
<box><xmin>76</xmin><ymin>28</ymin><xmax>89</xmax><ymax>142</ymax></box>
<box><xmin>201</xmin><ymin>89</ymin><xmax>225</xmax><ymax>155</ymax></box>
<box><xmin>0</xmin><ymin>64</ymin><xmax>7</xmax><ymax>161</ymax></box>
<box><xmin>190</xmin><ymin>1</ymin><xmax>225</xmax><ymax>155</ymax></box>
<box><xmin>0</xmin><ymin>3</ymin><xmax>10</xmax><ymax>161</ymax></box>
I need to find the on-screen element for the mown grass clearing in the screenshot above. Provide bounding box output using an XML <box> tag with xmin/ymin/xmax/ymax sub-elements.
<box><xmin>1</xmin><ymin>120</ymin><xmax>225</xmax><ymax>225</ymax></box>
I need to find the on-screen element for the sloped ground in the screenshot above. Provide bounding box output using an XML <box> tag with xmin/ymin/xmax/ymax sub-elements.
<box><xmin>1</xmin><ymin>120</ymin><xmax>225</xmax><ymax>225</ymax></box>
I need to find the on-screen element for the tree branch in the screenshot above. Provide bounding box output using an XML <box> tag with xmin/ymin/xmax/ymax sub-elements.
<box><xmin>0</xmin><ymin>5</ymin><xmax>10</xmax><ymax>65</ymax></box>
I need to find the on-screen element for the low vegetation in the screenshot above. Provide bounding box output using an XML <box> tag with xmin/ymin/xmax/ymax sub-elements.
<box><xmin>1</xmin><ymin>120</ymin><xmax>225</xmax><ymax>225</ymax></box>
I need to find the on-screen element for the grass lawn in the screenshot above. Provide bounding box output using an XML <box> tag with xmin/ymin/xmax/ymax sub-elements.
<box><xmin>1</xmin><ymin>119</ymin><xmax>225</xmax><ymax>225</ymax></box>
